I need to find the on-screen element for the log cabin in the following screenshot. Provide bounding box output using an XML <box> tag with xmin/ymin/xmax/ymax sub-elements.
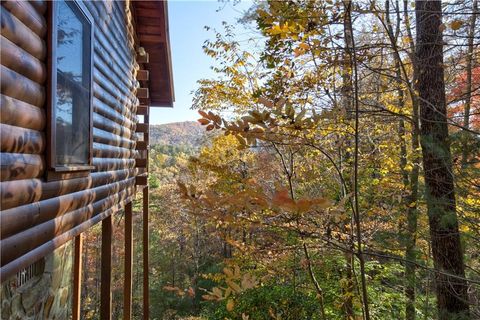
<box><xmin>0</xmin><ymin>1</ymin><xmax>174</xmax><ymax>318</ymax></box>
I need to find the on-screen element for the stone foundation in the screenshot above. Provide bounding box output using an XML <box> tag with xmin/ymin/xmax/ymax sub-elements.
<box><xmin>1</xmin><ymin>241</ymin><xmax>74</xmax><ymax>319</ymax></box>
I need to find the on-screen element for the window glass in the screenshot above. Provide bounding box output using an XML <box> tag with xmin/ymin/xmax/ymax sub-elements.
<box><xmin>55</xmin><ymin>0</ymin><xmax>91</xmax><ymax>166</ymax></box>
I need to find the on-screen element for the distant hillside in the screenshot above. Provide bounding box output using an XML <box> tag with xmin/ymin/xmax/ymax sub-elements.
<box><xmin>149</xmin><ymin>121</ymin><xmax>209</xmax><ymax>148</ymax></box>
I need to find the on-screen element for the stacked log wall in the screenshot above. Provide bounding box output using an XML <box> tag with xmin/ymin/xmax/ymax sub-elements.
<box><xmin>0</xmin><ymin>0</ymin><xmax>140</xmax><ymax>280</ymax></box>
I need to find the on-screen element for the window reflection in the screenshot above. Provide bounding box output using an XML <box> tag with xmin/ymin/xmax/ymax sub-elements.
<box><xmin>55</xmin><ymin>0</ymin><xmax>91</xmax><ymax>166</ymax></box>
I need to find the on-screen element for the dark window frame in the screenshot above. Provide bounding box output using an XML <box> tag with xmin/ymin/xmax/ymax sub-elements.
<box><xmin>47</xmin><ymin>0</ymin><xmax>94</xmax><ymax>175</ymax></box>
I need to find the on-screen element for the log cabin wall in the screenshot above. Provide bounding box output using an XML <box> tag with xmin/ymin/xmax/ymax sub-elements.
<box><xmin>1</xmin><ymin>0</ymin><xmax>140</xmax><ymax>299</ymax></box>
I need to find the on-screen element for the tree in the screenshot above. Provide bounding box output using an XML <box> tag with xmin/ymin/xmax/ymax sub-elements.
<box><xmin>415</xmin><ymin>1</ymin><xmax>470</xmax><ymax>319</ymax></box>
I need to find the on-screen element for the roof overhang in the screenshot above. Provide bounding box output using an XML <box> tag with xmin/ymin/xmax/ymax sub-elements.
<box><xmin>133</xmin><ymin>1</ymin><xmax>174</xmax><ymax>108</ymax></box>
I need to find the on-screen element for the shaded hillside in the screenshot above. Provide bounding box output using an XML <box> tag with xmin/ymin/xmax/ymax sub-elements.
<box><xmin>149</xmin><ymin>121</ymin><xmax>209</xmax><ymax>148</ymax></box>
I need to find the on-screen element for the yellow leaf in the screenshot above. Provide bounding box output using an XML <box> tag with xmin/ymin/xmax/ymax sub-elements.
<box><xmin>450</xmin><ymin>19</ymin><xmax>463</xmax><ymax>30</ymax></box>
<box><xmin>298</xmin><ymin>42</ymin><xmax>310</xmax><ymax>50</ymax></box>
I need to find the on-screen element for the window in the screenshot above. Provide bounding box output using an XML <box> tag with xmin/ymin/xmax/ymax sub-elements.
<box><xmin>48</xmin><ymin>0</ymin><xmax>94</xmax><ymax>172</ymax></box>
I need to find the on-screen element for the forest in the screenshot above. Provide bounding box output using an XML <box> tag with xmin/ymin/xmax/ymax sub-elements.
<box><xmin>79</xmin><ymin>1</ymin><xmax>478</xmax><ymax>319</ymax></box>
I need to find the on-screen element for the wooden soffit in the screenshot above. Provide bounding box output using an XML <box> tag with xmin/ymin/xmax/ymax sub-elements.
<box><xmin>133</xmin><ymin>0</ymin><xmax>174</xmax><ymax>107</ymax></box>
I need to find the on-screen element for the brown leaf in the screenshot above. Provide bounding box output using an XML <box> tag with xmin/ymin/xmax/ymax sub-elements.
<box><xmin>198</xmin><ymin>110</ymin><xmax>209</xmax><ymax>118</ymax></box>
<box><xmin>198</xmin><ymin>118</ymin><xmax>210</xmax><ymax>125</ymax></box>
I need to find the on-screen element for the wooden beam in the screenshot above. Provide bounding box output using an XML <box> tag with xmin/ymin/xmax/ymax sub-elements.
<box><xmin>137</xmin><ymin>105</ymin><xmax>149</xmax><ymax>116</ymax></box>
<box><xmin>135</xmin><ymin>158</ymin><xmax>147</xmax><ymax>168</ymax></box>
<box><xmin>135</xmin><ymin>141</ymin><xmax>148</xmax><ymax>151</ymax></box>
<box><xmin>101</xmin><ymin>215</ymin><xmax>113</xmax><ymax>320</ymax></box>
<box><xmin>72</xmin><ymin>234</ymin><xmax>83</xmax><ymax>320</ymax></box>
<box><xmin>123</xmin><ymin>202</ymin><xmax>133</xmax><ymax>320</ymax></box>
<box><xmin>135</xmin><ymin>174</ymin><xmax>148</xmax><ymax>186</ymax></box>
<box><xmin>136</xmin><ymin>70</ymin><xmax>149</xmax><ymax>81</ymax></box>
<box><xmin>137</xmin><ymin>88</ymin><xmax>149</xmax><ymax>99</ymax></box>
<box><xmin>142</xmin><ymin>186</ymin><xmax>150</xmax><ymax>320</ymax></box>
<box><xmin>136</xmin><ymin>123</ymin><xmax>149</xmax><ymax>133</ymax></box>
<box><xmin>137</xmin><ymin>52</ymin><xmax>149</xmax><ymax>64</ymax></box>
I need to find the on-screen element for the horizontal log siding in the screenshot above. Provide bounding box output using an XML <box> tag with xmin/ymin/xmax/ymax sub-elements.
<box><xmin>0</xmin><ymin>0</ymin><xmax>140</xmax><ymax>280</ymax></box>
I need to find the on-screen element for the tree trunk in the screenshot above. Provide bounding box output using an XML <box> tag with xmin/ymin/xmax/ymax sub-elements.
<box><xmin>341</xmin><ymin>2</ymin><xmax>355</xmax><ymax>318</ymax></box>
<box><xmin>461</xmin><ymin>0</ymin><xmax>478</xmax><ymax>168</ymax></box>
<box><xmin>415</xmin><ymin>1</ymin><xmax>470</xmax><ymax>319</ymax></box>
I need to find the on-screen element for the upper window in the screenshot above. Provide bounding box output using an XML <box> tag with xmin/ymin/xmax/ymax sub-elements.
<box><xmin>49</xmin><ymin>0</ymin><xmax>93</xmax><ymax>171</ymax></box>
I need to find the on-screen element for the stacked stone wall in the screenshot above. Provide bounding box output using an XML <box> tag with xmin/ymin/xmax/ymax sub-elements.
<box><xmin>1</xmin><ymin>241</ymin><xmax>73</xmax><ymax>319</ymax></box>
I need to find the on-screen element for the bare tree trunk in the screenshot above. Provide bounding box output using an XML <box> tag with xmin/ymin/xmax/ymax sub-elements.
<box><xmin>384</xmin><ymin>2</ymin><xmax>421</xmax><ymax>318</ymax></box>
<box><xmin>341</xmin><ymin>2</ymin><xmax>356</xmax><ymax>318</ymax></box>
<box><xmin>461</xmin><ymin>0</ymin><xmax>478</xmax><ymax>168</ymax></box>
<box><xmin>415</xmin><ymin>1</ymin><xmax>470</xmax><ymax>319</ymax></box>
<box><xmin>344</xmin><ymin>2</ymin><xmax>370</xmax><ymax>319</ymax></box>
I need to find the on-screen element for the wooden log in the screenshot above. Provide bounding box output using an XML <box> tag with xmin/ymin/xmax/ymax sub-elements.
<box><xmin>0</xmin><ymin>94</ymin><xmax>46</xmax><ymax>131</ymax></box>
<box><xmin>89</xmin><ymin>1</ymin><xmax>132</xmax><ymax>69</ymax></box>
<box><xmin>93</xmin><ymin>112</ymin><xmax>133</xmax><ymax>138</ymax></box>
<box><xmin>135</xmin><ymin>158</ymin><xmax>147</xmax><ymax>168</ymax></box>
<box><xmin>0</xmin><ymin>65</ymin><xmax>45</xmax><ymax>107</ymax></box>
<box><xmin>123</xmin><ymin>202</ymin><xmax>133</xmax><ymax>320</ymax></box>
<box><xmin>0</xmin><ymin>178</ymin><xmax>135</xmax><ymax>239</ymax></box>
<box><xmin>92</xmin><ymin>51</ymin><xmax>137</xmax><ymax>101</ymax></box>
<box><xmin>94</xmin><ymin>98</ymin><xmax>135</xmax><ymax>131</ymax></box>
<box><xmin>0</xmin><ymin>177</ymin><xmax>89</xmax><ymax>211</ymax></box>
<box><xmin>93</xmin><ymin>143</ymin><xmax>135</xmax><ymax>159</ymax></box>
<box><xmin>136</xmin><ymin>105</ymin><xmax>149</xmax><ymax>116</ymax></box>
<box><xmin>0</xmin><ymin>7</ymin><xmax>45</xmax><ymax>59</ymax></box>
<box><xmin>93</xmin><ymin>158</ymin><xmax>136</xmax><ymax>172</ymax></box>
<box><xmin>0</xmin><ymin>194</ymin><xmax>134</xmax><ymax>282</ymax></box>
<box><xmin>0</xmin><ymin>123</ymin><xmax>45</xmax><ymax>154</ymax></box>
<box><xmin>73</xmin><ymin>234</ymin><xmax>83</xmax><ymax>320</ymax></box>
<box><xmin>93</xmin><ymin>54</ymin><xmax>135</xmax><ymax>102</ymax></box>
<box><xmin>0</xmin><ymin>36</ymin><xmax>46</xmax><ymax>84</ymax></box>
<box><xmin>101</xmin><ymin>215</ymin><xmax>113</xmax><ymax>320</ymax></box>
<box><xmin>135</xmin><ymin>174</ymin><xmax>148</xmax><ymax>186</ymax></box>
<box><xmin>93</xmin><ymin>82</ymin><xmax>136</xmax><ymax>122</ymax></box>
<box><xmin>137</xmin><ymin>53</ymin><xmax>149</xmax><ymax>64</ymax></box>
<box><xmin>93</xmin><ymin>69</ymin><xmax>138</xmax><ymax>118</ymax></box>
<box><xmin>1</xmin><ymin>1</ymin><xmax>46</xmax><ymax>37</ymax></box>
<box><xmin>135</xmin><ymin>141</ymin><xmax>148</xmax><ymax>151</ymax></box>
<box><xmin>94</xmin><ymin>127</ymin><xmax>136</xmax><ymax>149</ymax></box>
<box><xmin>137</xmin><ymin>88</ymin><xmax>149</xmax><ymax>99</ymax></box>
<box><xmin>96</xmin><ymin>1</ymin><xmax>138</xmax><ymax>69</ymax></box>
<box><xmin>0</xmin><ymin>169</ymin><xmax>136</xmax><ymax>210</ymax></box>
<box><xmin>136</xmin><ymin>123</ymin><xmax>149</xmax><ymax>133</ymax></box>
<box><xmin>86</xmin><ymin>6</ymin><xmax>137</xmax><ymax>87</ymax></box>
<box><xmin>0</xmin><ymin>187</ymin><xmax>134</xmax><ymax>266</ymax></box>
<box><xmin>28</xmin><ymin>1</ymin><xmax>47</xmax><ymax>15</ymax></box>
<box><xmin>0</xmin><ymin>152</ymin><xmax>44</xmax><ymax>181</ymax></box>
<box><xmin>136</xmin><ymin>70</ymin><xmax>149</xmax><ymax>81</ymax></box>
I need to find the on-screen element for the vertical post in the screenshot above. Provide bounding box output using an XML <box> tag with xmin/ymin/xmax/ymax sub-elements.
<box><xmin>101</xmin><ymin>215</ymin><xmax>113</xmax><ymax>320</ymax></box>
<box><xmin>73</xmin><ymin>234</ymin><xmax>83</xmax><ymax>320</ymax></box>
<box><xmin>142</xmin><ymin>186</ymin><xmax>149</xmax><ymax>320</ymax></box>
<box><xmin>123</xmin><ymin>202</ymin><xmax>133</xmax><ymax>320</ymax></box>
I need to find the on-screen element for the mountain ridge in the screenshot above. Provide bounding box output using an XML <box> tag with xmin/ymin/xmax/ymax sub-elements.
<box><xmin>149</xmin><ymin>120</ymin><xmax>209</xmax><ymax>148</ymax></box>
